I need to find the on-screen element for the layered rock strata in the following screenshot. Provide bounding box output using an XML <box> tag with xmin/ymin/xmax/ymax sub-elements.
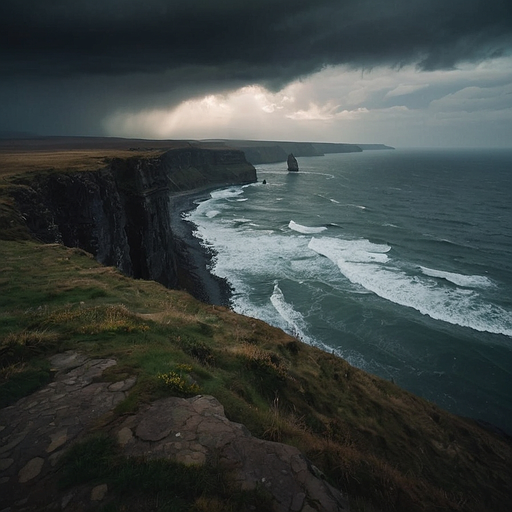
<box><xmin>11</xmin><ymin>147</ymin><xmax>256</xmax><ymax>300</ymax></box>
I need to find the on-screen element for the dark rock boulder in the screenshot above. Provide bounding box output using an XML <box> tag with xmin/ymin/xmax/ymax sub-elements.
<box><xmin>287</xmin><ymin>153</ymin><xmax>299</xmax><ymax>172</ymax></box>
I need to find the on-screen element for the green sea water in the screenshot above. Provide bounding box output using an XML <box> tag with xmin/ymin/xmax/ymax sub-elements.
<box><xmin>186</xmin><ymin>148</ymin><xmax>512</xmax><ymax>433</ymax></box>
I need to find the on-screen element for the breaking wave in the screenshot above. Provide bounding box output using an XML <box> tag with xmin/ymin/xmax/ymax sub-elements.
<box><xmin>420</xmin><ymin>266</ymin><xmax>494</xmax><ymax>288</ymax></box>
<box><xmin>308</xmin><ymin>237</ymin><xmax>512</xmax><ymax>337</ymax></box>
<box><xmin>270</xmin><ymin>282</ymin><xmax>312</xmax><ymax>343</ymax></box>
<box><xmin>288</xmin><ymin>220</ymin><xmax>327</xmax><ymax>234</ymax></box>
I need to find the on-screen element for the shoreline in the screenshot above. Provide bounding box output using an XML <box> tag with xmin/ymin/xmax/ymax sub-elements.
<box><xmin>169</xmin><ymin>186</ymin><xmax>236</xmax><ymax>307</ymax></box>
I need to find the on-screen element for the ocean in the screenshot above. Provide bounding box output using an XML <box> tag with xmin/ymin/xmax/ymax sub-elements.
<box><xmin>185</xmin><ymin>148</ymin><xmax>512</xmax><ymax>433</ymax></box>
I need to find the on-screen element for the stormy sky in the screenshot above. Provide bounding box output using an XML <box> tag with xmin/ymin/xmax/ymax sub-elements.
<box><xmin>1</xmin><ymin>0</ymin><xmax>512</xmax><ymax>147</ymax></box>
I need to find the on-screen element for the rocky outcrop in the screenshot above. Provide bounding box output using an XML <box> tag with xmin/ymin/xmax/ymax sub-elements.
<box><xmin>287</xmin><ymin>153</ymin><xmax>299</xmax><ymax>172</ymax></box>
<box><xmin>117</xmin><ymin>395</ymin><xmax>349</xmax><ymax>512</ymax></box>
<box><xmin>11</xmin><ymin>147</ymin><xmax>256</xmax><ymax>294</ymax></box>
<box><xmin>0</xmin><ymin>351</ymin><xmax>348</xmax><ymax>511</ymax></box>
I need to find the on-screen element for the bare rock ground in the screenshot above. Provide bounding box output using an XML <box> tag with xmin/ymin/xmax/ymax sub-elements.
<box><xmin>0</xmin><ymin>351</ymin><xmax>348</xmax><ymax>511</ymax></box>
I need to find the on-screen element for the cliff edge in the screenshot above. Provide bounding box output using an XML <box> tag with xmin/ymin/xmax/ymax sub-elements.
<box><xmin>7</xmin><ymin>145</ymin><xmax>256</xmax><ymax>299</ymax></box>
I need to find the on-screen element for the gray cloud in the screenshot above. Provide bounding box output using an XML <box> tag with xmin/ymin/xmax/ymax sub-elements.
<box><xmin>2</xmin><ymin>1</ymin><xmax>511</xmax><ymax>82</ymax></box>
<box><xmin>1</xmin><ymin>0</ymin><xmax>511</xmax><ymax>138</ymax></box>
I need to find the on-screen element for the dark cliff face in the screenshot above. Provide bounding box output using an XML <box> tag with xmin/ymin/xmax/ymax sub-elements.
<box><xmin>12</xmin><ymin>147</ymin><xmax>256</xmax><ymax>295</ymax></box>
<box><xmin>160</xmin><ymin>147</ymin><xmax>257</xmax><ymax>191</ymax></box>
<box><xmin>217</xmin><ymin>140</ymin><xmax>364</xmax><ymax>165</ymax></box>
<box><xmin>12</xmin><ymin>170</ymin><xmax>134</xmax><ymax>275</ymax></box>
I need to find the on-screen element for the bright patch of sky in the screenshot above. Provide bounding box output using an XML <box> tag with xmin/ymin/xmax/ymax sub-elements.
<box><xmin>104</xmin><ymin>56</ymin><xmax>512</xmax><ymax>147</ymax></box>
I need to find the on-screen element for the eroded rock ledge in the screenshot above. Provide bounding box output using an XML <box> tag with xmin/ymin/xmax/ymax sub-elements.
<box><xmin>0</xmin><ymin>351</ymin><xmax>136</xmax><ymax>510</ymax></box>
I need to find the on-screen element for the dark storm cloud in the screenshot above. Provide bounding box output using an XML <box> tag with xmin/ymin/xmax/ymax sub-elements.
<box><xmin>1</xmin><ymin>0</ymin><xmax>511</xmax><ymax>138</ymax></box>
<box><xmin>1</xmin><ymin>0</ymin><xmax>511</xmax><ymax>85</ymax></box>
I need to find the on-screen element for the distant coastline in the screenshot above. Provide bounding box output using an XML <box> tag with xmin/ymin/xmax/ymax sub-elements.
<box><xmin>209</xmin><ymin>139</ymin><xmax>395</xmax><ymax>165</ymax></box>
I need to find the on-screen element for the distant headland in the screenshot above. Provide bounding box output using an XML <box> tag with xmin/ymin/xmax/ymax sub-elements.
<box><xmin>0</xmin><ymin>135</ymin><xmax>394</xmax><ymax>168</ymax></box>
<box><xmin>204</xmin><ymin>138</ymin><xmax>395</xmax><ymax>165</ymax></box>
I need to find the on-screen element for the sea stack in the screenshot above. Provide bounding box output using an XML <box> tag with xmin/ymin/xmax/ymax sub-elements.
<box><xmin>287</xmin><ymin>153</ymin><xmax>299</xmax><ymax>172</ymax></box>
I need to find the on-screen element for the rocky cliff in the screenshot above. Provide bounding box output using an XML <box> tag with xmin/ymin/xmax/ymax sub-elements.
<box><xmin>10</xmin><ymin>147</ymin><xmax>256</xmax><ymax>294</ymax></box>
<box><xmin>216</xmin><ymin>140</ymin><xmax>362</xmax><ymax>164</ymax></box>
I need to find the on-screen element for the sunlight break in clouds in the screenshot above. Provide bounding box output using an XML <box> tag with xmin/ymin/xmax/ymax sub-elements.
<box><xmin>106</xmin><ymin>95</ymin><xmax>234</xmax><ymax>139</ymax></box>
<box><xmin>105</xmin><ymin>86</ymin><xmax>290</xmax><ymax>140</ymax></box>
<box><xmin>104</xmin><ymin>57</ymin><xmax>512</xmax><ymax>147</ymax></box>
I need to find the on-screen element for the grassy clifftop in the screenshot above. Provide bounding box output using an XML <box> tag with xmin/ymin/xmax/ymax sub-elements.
<box><xmin>0</xmin><ymin>141</ymin><xmax>511</xmax><ymax>511</ymax></box>
<box><xmin>2</xmin><ymin>240</ymin><xmax>511</xmax><ymax>511</ymax></box>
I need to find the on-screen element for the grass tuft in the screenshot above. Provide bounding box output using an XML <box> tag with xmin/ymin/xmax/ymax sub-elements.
<box><xmin>176</xmin><ymin>335</ymin><xmax>216</xmax><ymax>366</ymax></box>
<box><xmin>1</xmin><ymin>329</ymin><xmax>61</xmax><ymax>361</ymax></box>
<box><xmin>0</xmin><ymin>358</ymin><xmax>53</xmax><ymax>407</ymax></box>
<box><xmin>59</xmin><ymin>434</ymin><xmax>274</xmax><ymax>512</ymax></box>
<box><xmin>0</xmin><ymin>329</ymin><xmax>60</xmax><ymax>406</ymax></box>
<box><xmin>44</xmin><ymin>305</ymin><xmax>149</xmax><ymax>335</ymax></box>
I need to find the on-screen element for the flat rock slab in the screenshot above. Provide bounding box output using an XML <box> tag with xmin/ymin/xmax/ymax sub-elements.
<box><xmin>117</xmin><ymin>395</ymin><xmax>348</xmax><ymax>512</ymax></box>
<box><xmin>0</xmin><ymin>350</ymin><xmax>136</xmax><ymax>510</ymax></box>
<box><xmin>0</xmin><ymin>351</ymin><xmax>347</xmax><ymax>511</ymax></box>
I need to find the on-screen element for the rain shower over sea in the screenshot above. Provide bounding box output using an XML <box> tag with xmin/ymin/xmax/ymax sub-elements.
<box><xmin>185</xmin><ymin>149</ymin><xmax>512</xmax><ymax>433</ymax></box>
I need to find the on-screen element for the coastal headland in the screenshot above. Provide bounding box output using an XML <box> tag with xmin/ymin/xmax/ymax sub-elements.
<box><xmin>0</xmin><ymin>137</ymin><xmax>510</xmax><ymax>512</ymax></box>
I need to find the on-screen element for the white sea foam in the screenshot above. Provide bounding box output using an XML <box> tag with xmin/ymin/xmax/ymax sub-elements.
<box><xmin>308</xmin><ymin>237</ymin><xmax>512</xmax><ymax>337</ymax></box>
<box><xmin>270</xmin><ymin>282</ymin><xmax>312</xmax><ymax>343</ymax></box>
<box><xmin>290</xmin><ymin>171</ymin><xmax>335</xmax><ymax>178</ymax></box>
<box><xmin>185</xmin><ymin>153</ymin><xmax>512</xmax><ymax>433</ymax></box>
<box><xmin>187</xmin><ymin>198</ymin><xmax>328</xmax><ymax>342</ymax></box>
<box><xmin>189</xmin><ymin>208</ymin><xmax>314</xmax><ymax>287</ymax></box>
<box><xmin>205</xmin><ymin>210</ymin><xmax>220</xmax><ymax>218</ymax></box>
<box><xmin>308</xmin><ymin>237</ymin><xmax>390</xmax><ymax>263</ymax></box>
<box><xmin>210</xmin><ymin>187</ymin><xmax>244</xmax><ymax>200</ymax></box>
<box><xmin>288</xmin><ymin>220</ymin><xmax>327</xmax><ymax>234</ymax></box>
<box><xmin>186</xmin><ymin>180</ymin><xmax>512</xmax><ymax>341</ymax></box>
<box><xmin>420</xmin><ymin>266</ymin><xmax>494</xmax><ymax>288</ymax></box>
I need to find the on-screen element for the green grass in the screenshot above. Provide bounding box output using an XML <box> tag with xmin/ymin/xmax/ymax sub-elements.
<box><xmin>1</xmin><ymin>239</ymin><xmax>511</xmax><ymax>512</ymax></box>
<box><xmin>59</xmin><ymin>434</ymin><xmax>273</xmax><ymax>512</ymax></box>
<box><xmin>0</xmin><ymin>357</ymin><xmax>53</xmax><ymax>407</ymax></box>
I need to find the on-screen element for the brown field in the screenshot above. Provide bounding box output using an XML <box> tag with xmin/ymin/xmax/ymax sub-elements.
<box><xmin>0</xmin><ymin>136</ymin><xmax>228</xmax><ymax>177</ymax></box>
